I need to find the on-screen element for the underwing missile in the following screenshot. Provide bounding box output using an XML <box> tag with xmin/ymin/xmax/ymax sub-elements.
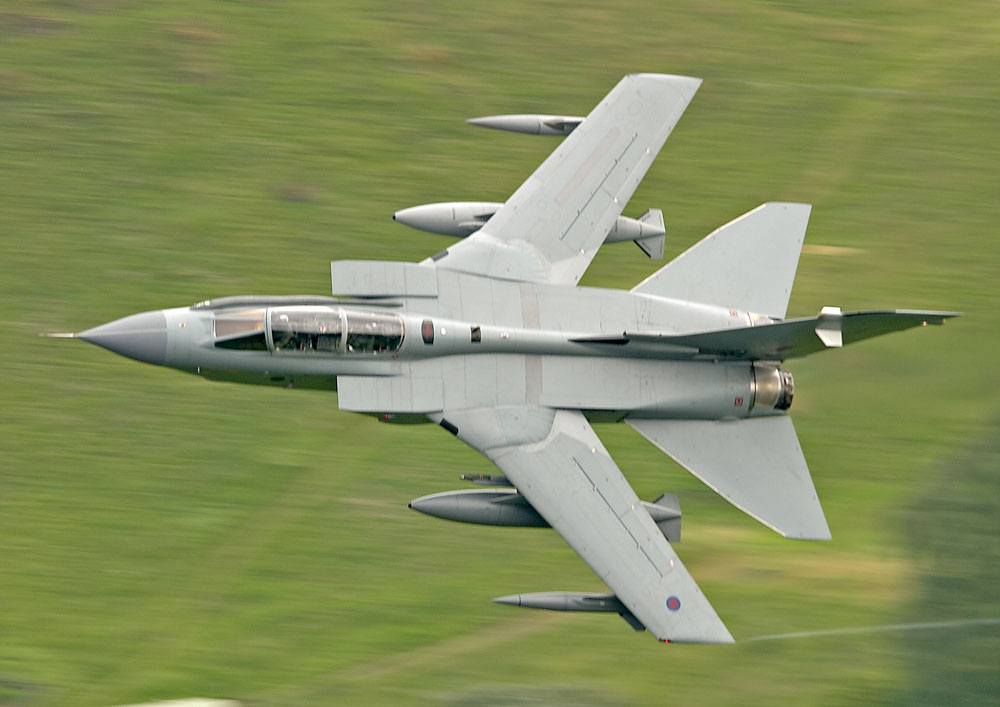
<box><xmin>410</xmin><ymin>488</ymin><xmax>682</xmax><ymax>541</ymax></box>
<box><xmin>493</xmin><ymin>592</ymin><xmax>625</xmax><ymax>612</ymax></box>
<box><xmin>467</xmin><ymin>114</ymin><xmax>584</xmax><ymax>136</ymax></box>
<box><xmin>394</xmin><ymin>202</ymin><xmax>666</xmax><ymax>258</ymax></box>
<box><xmin>408</xmin><ymin>488</ymin><xmax>547</xmax><ymax>527</ymax></box>
<box><xmin>393</xmin><ymin>202</ymin><xmax>502</xmax><ymax>237</ymax></box>
<box><xmin>459</xmin><ymin>473</ymin><xmax>513</xmax><ymax>487</ymax></box>
<box><xmin>493</xmin><ymin>591</ymin><xmax>647</xmax><ymax>631</ymax></box>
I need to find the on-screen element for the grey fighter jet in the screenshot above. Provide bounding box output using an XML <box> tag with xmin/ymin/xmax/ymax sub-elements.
<box><xmin>67</xmin><ymin>74</ymin><xmax>957</xmax><ymax>644</ymax></box>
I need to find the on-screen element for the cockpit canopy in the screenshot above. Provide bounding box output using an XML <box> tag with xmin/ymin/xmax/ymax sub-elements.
<box><xmin>212</xmin><ymin>306</ymin><xmax>403</xmax><ymax>355</ymax></box>
<box><xmin>271</xmin><ymin>309</ymin><xmax>343</xmax><ymax>353</ymax></box>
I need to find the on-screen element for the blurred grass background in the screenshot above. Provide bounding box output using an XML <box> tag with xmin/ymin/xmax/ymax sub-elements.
<box><xmin>2</xmin><ymin>1</ymin><xmax>998</xmax><ymax>704</ymax></box>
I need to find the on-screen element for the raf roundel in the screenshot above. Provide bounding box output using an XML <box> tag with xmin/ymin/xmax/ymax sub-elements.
<box><xmin>666</xmin><ymin>596</ymin><xmax>681</xmax><ymax>612</ymax></box>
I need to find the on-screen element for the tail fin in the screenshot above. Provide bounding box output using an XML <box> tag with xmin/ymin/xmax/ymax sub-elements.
<box><xmin>627</xmin><ymin>416</ymin><xmax>831</xmax><ymax>540</ymax></box>
<box><xmin>632</xmin><ymin>203</ymin><xmax>810</xmax><ymax>319</ymax></box>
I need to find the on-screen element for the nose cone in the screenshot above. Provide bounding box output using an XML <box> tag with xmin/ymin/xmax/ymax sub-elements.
<box><xmin>78</xmin><ymin>310</ymin><xmax>168</xmax><ymax>366</ymax></box>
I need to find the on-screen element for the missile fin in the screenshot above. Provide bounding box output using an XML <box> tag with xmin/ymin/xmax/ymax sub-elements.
<box><xmin>636</xmin><ymin>209</ymin><xmax>666</xmax><ymax>259</ymax></box>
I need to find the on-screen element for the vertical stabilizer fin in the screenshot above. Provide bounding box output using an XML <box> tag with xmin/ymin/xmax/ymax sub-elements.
<box><xmin>632</xmin><ymin>202</ymin><xmax>810</xmax><ymax>319</ymax></box>
<box><xmin>627</xmin><ymin>416</ymin><xmax>831</xmax><ymax>540</ymax></box>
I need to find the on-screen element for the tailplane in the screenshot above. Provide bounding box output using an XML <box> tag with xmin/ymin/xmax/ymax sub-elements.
<box><xmin>632</xmin><ymin>202</ymin><xmax>810</xmax><ymax>319</ymax></box>
<box><xmin>627</xmin><ymin>416</ymin><xmax>831</xmax><ymax>540</ymax></box>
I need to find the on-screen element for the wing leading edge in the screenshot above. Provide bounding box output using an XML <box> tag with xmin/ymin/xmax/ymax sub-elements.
<box><xmin>440</xmin><ymin>406</ymin><xmax>733</xmax><ymax>643</ymax></box>
<box><xmin>431</xmin><ymin>74</ymin><xmax>701</xmax><ymax>285</ymax></box>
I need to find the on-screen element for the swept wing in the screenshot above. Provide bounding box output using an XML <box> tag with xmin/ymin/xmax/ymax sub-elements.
<box><xmin>430</xmin><ymin>74</ymin><xmax>701</xmax><ymax>285</ymax></box>
<box><xmin>441</xmin><ymin>406</ymin><xmax>733</xmax><ymax>643</ymax></box>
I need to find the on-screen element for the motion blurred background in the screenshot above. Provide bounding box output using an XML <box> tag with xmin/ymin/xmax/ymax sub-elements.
<box><xmin>2</xmin><ymin>1</ymin><xmax>998</xmax><ymax>704</ymax></box>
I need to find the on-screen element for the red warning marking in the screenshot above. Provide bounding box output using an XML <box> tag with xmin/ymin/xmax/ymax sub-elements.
<box><xmin>421</xmin><ymin>319</ymin><xmax>435</xmax><ymax>345</ymax></box>
<box><xmin>734</xmin><ymin>396</ymin><xmax>744</xmax><ymax>407</ymax></box>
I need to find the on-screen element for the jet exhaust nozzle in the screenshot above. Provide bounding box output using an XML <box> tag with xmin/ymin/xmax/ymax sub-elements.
<box><xmin>752</xmin><ymin>365</ymin><xmax>794</xmax><ymax>411</ymax></box>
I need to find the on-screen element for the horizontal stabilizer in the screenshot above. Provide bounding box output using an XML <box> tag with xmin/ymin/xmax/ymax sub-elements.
<box><xmin>633</xmin><ymin>202</ymin><xmax>810</xmax><ymax>319</ymax></box>
<box><xmin>576</xmin><ymin>310</ymin><xmax>959</xmax><ymax>361</ymax></box>
<box><xmin>627</xmin><ymin>416</ymin><xmax>831</xmax><ymax>540</ymax></box>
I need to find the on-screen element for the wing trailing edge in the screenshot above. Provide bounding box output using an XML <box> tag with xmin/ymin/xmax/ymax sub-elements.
<box><xmin>627</xmin><ymin>416</ymin><xmax>831</xmax><ymax>540</ymax></box>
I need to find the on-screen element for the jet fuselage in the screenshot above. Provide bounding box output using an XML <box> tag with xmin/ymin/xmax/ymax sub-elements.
<box><xmin>78</xmin><ymin>277</ymin><xmax>792</xmax><ymax>422</ymax></box>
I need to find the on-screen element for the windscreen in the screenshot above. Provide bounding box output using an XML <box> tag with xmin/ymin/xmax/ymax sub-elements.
<box><xmin>214</xmin><ymin>308</ymin><xmax>267</xmax><ymax>350</ymax></box>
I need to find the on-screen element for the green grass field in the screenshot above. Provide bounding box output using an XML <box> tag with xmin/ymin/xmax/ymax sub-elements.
<box><xmin>3</xmin><ymin>1</ymin><xmax>999</xmax><ymax>704</ymax></box>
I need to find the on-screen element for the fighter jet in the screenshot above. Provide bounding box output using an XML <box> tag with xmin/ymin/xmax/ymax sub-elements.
<box><xmin>65</xmin><ymin>74</ymin><xmax>957</xmax><ymax>643</ymax></box>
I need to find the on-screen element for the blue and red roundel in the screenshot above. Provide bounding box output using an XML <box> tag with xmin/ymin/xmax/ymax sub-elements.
<box><xmin>666</xmin><ymin>596</ymin><xmax>681</xmax><ymax>612</ymax></box>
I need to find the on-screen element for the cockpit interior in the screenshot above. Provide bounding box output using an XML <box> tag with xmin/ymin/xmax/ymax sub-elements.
<box><xmin>212</xmin><ymin>306</ymin><xmax>403</xmax><ymax>354</ymax></box>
